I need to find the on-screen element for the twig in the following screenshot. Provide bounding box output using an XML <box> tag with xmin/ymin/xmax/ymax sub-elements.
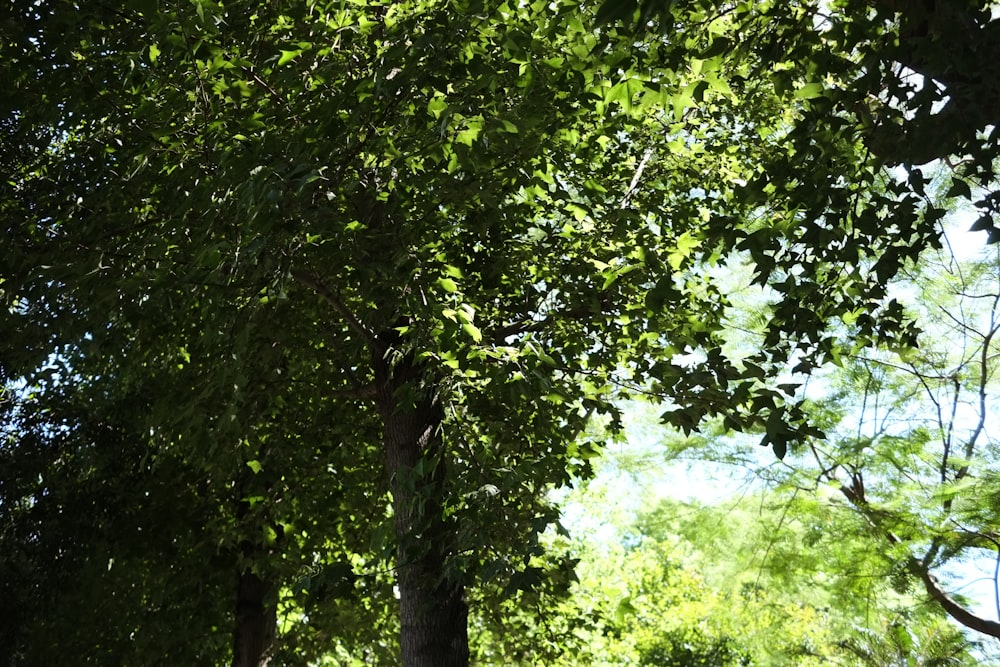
<box><xmin>290</xmin><ymin>268</ymin><xmax>380</xmax><ymax>351</ymax></box>
<box><xmin>620</xmin><ymin>146</ymin><xmax>655</xmax><ymax>209</ymax></box>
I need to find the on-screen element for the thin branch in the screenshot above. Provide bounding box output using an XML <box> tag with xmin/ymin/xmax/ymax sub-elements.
<box><xmin>489</xmin><ymin>317</ymin><xmax>545</xmax><ymax>344</ymax></box>
<box><xmin>239</xmin><ymin>65</ymin><xmax>297</xmax><ymax>118</ymax></box>
<box><xmin>807</xmin><ymin>440</ymin><xmax>841</xmax><ymax>487</ymax></box>
<box><xmin>290</xmin><ymin>269</ymin><xmax>381</xmax><ymax>351</ymax></box>
<box><xmin>847</xmin><ymin>352</ymin><xmax>951</xmax><ymax>382</ymax></box>
<box><xmin>959</xmin><ymin>322</ymin><xmax>1000</xmax><ymax>479</ymax></box>
<box><xmin>995</xmin><ymin>547</ymin><xmax>1000</xmax><ymax>623</ymax></box>
<box><xmin>939</xmin><ymin>373</ymin><xmax>959</xmax><ymax>486</ymax></box>
<box><xmin>488</xmin><ymin>301</ymin><xmax>607</xmax><ymax>344</ymax></box>
<box><xmin>619</xmin><ymin>146</ymin><xmax>655</xmax><ymax>209</ymax></box>
<box><xmin>752</xmin><ymin>487</ymin><xmax>799</xmax><ymax>596</ymax></box>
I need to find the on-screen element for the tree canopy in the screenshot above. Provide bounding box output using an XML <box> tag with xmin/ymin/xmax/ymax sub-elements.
<box><xmin>2</xmin><ymin>0</ymin><xmax>998</xmax><ymax>665</ymax></box>
<box><xmin>553</xmin><ymin>481</ymin><xmax>986</xmax><ymax>665</ymax></box>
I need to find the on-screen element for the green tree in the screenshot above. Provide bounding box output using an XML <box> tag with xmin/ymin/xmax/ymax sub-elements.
<box><xmin>0</xmin><ymin>1</ymin><xmax>968</xmax><ymax>665</ymax></box>
<box><xmin>540</xmin><ymin>459</ymin><xmax>984</xmax><ymax>666</ymax></box>
<box><xmin>664</xmin><ymin>237</ymin><xmax>1000</xmax><ymax>647</ymax></box>
<box><xmin>794</xmin><ymin>240</ymin><xmax>1000</xmax><ymax>640</ymax></box>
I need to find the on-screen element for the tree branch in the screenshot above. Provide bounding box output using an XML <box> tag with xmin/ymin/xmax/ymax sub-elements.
<box><xmin>489</xmin><ymin>318</ymin><xmax>545</xmax><ymax>343</ymax></box>
<box><xmin>834</xmin><ymin>477</ymin><xmax>1000</xmax><ymax>638</ymax></box>
<box><xmin>620</xmin><ymin>146</ymin><xmax>655</xmax><ymax>209</ymax></box>
<box><xmin>488</xmin><ymin>298</ymin><xmax>615</xmax><ymax>344</ymax></box>
<box><xmin>290</xmin><ymin>269</ymin><xmax>381</xmax><ymax>351</ymax></box>
<box><xmin>958</xmin><ymin>320</ymin><xmax>1000</xmax><ymax>480</ymax></box>
<box><xmin>910</xmin><ymin>559</ymin><xmax>1000</xmax><ymax>638</ymax></box>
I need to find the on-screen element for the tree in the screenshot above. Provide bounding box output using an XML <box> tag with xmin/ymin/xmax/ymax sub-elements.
<box><xmin>604</xmin><ymin>0</ymin><xmax>1000</xmax><ymax>167</ymax></box>
<box><xmin>1</xmin><ymin>1</ymin><xmax>959</xmax><ymax>664</ymax></box>
<box><xmin>470</xmin><ymin>453</ymin><xmax>985</xmax><ymax>665</ymax></box>
<box><xmin>0</xmin><ymin>383</ymin><xmax>235</xmax><ymax>666</ymax></box>
<box><xmin>664</xmin><ymin>235</ymin><xmax>1000</xmax><ymax>646</ymax></box>
<box><xmin>799</xmin><ymin>239</ymin><xmax>1000</xmax><ymax>641</ymax></box>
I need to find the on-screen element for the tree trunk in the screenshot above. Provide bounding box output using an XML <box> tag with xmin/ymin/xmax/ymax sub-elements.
<box><xmin>374</xmin><ymin>344</ymin><xmax>469</xmax><ymax>667</ymax></box>
<box><xmin>232</xmin><ymin>569</ymin><xmax>277</xmax><ymax>667</ymax></box>
<box><xmin>231</xmin><ymin>490</ymin><xmax>277</xmax><ymax>667</ymax></box>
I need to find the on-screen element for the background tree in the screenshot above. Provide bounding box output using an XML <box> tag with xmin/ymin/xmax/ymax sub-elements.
<box><xmin>470</xmin><ymin>450</ymin><xmax>986</xmax><ymax>665</ymax></box>
<box><xmin>662</xmin><ymin>234</ymin><xmax>1000</xmax><ymax>647</ymax></box>
<box><xmin>799</xmin><ymin>239</ymin><xmax>1000</xmax><ymax>640</ymax></box>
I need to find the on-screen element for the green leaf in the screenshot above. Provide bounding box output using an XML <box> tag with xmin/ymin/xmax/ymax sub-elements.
<box><xmin>278</xmin><ymin>49</ymin><xmax>302</xmax><ymax>66</ymax></box>
<box><xmin>427</xmin><ymin>96</ymin><xmax>448</xmax><ymax>119</ymax></box>
<box><xmin>595</xmin><ymin>0</ymin><xmax>638</xmax><ymax>25</ymax></box>
<box><xmin>462</xmin><ymin>322</ymin><xmax>483</xmax><ymax>343</ymax></box>
<box><xmin>456</xmin><ymin>127</ymin><xmax>480</xmax><ymax>146</ymax></box>
<box><xmin>770</xmin><ymin>437</ymin><xmax>787</xmax><ymax>460</ymax></box>
<box><xmin>946</xmin><ymin>178</ymin><xmax>971</xmax><ymax>200</ymax></box>
<box><xmin>607</xmin><ymin>81</ymin><xmax>633</xmax><ymax>109</ymax></box>
<box><xmin>702</xmin><ymin>36</ymin><xmax>732</xmax><ymax>59</ymax></box>
<box><xmin>705</xmin><ymin>74</ymin><xmax>733</xmax><ymax>99</ymax></box>
<box><xmin>667</xmin><ymin>231</ymin><xmax>701</xmax><ymax>270</ymax></box>
<box><xmin>794</xmin><ymin>82</ymin><xmax>824</xmax><ymax>99</ymax></box>
<box><xmin>614</xmin><ymin>596</ymin><xmax>637</xmax><ymax>623</ymax></box>
<box><xmin>566</xmin><ymin>203</ymin><xmax>589</xmax><ymax>222</ymax></box>
<box><xmin>969</xmin><ymin>215</ymin><xmax>993</xmax><ymax>232</ymax></box>
<box><xmin>437</xmin><ymin>277</ymin><xmax>459</xmax><ymax>293</ymax></box>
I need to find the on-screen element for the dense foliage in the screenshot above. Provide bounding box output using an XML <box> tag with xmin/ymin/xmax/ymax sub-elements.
<box><xmin>3</xmin><ymin>0</ymin><xmax>998</xmax><ymax>665</ymax></box>
<box><xmin>550</xmin><ymin>480</ymin><xmax>985</xmax><ymax>666</ymax></box>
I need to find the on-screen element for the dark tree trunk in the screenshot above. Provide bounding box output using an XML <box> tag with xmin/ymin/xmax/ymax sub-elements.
<box><xmin>232</xmin><ymin>569</ymin><xmax>277</xmax><ymax>667</ymax></box>
<box><xmin>231</xmin><ymin>489</ymin><xmax>277</xmax><ymax>667</ymax></box>
<box><xmin>374</xmin><ymin>344</ymin><xmax>469</xmax><ymax>667</ymax></box>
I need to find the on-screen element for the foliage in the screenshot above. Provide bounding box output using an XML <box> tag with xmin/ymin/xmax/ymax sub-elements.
<box><xmin>498</xmin><ymin>459</ymin><xmax>984</xmax><ymax>666</ymax></box>
<box><xmin>603</xmin><ymin>0</ymin><xmax>1000</xmax><ymax>176</ymax></box>
<box><xmin>795</xmin><ymin>239</ymin><xmax>1000</xmax><ymax>641</ymax></box>
<box><xmin>2</xmin><ymin>0</ymin><xmax>992</xmax><ymax>664</ymax></box>
<box><xmin>0</xmin><ymin>381</ymin><xmax>234</xmax><ymax>665</ymax></box>
<box><xmin>659</xmin><ymin>234</ymin><xmax>1000</xmax><ymax>647</ymax></box>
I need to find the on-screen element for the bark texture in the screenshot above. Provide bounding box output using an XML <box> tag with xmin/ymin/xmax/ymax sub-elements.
<box><xmin>232</xmin><ymin>569</ymin><xmax>277</xmax><ymax>667</ymax></box>
<box><xmin>374</xmin><ymin>341</ymin><xmax>469</xmax><ymax>667</ymax></box>
<box><xmin>231</xmin><ymin>489</ymin><xmax>277</xmax><ymax>667</ymax></box>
